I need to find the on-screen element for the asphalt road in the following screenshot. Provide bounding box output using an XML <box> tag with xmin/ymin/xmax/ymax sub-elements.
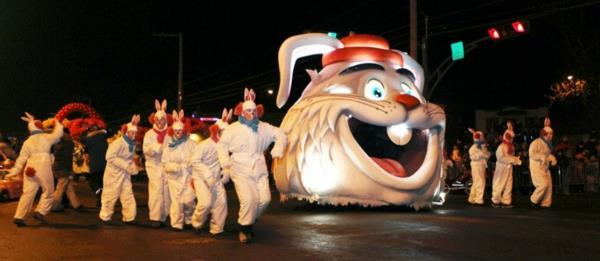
<box><xmin>1</xmin><ymin>177</ymin><xmax>599</xmax><ymax>261</ymax></box>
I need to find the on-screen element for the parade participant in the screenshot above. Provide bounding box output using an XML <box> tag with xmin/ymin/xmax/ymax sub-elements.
<box><xmin>217</xmin><ymin>88</ymin><xmax>287</xmax><ymax>243</ymax></box>
<box><xmin>51</xmin><ymin>127</ymin><xmax>83</xmax><ymax>212</ymax></box>
<box><xmin>79</xmin><ymin>119</ymin><xmax>109</xmax><ymax>207</ymax></box>
<box><xmin>143</xmin><ymin>99</ymin><xmax>171</xmax><ymax>228</ymax></box>
<box><xmin>491</xmin><ymin>121</ymin><xmax>521</xmax><ymax>208</ymax></box>
<box><xmin>6</xmin><ymin>113</ymin><xmax>63</xmax><ymax>226</ymax></box>
<box><xmin>467</xmin><ymin>128</ymin><xmax>490</xmax><ymax>205</ymax></box>
<box><xmin>529</xmin><ymin>117</ymin><xmax>557</xmax><ymax>208</ymax></box>
<box><xmin>190</xmin><ymin>108</ymin><xmax>232</xmax><ymax>236</ymax></box>
<box><xmin>98</xmin><ymin>115</ymin><xmax>140</xmax><ymax>225</ymax></box>
<box><xmin>161</xmin><ymin>110</ymin><xmax>196</xmax><ymax>231</ymax></box>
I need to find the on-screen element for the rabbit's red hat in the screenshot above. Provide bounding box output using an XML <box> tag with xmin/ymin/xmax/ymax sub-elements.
<box><xmin>168</xmin><ymin>110</ymin><xmax>192</xmax><ymax>136</ymax></box>
<box><xmin>121</xmin><ymin>114</ymin><xmax>141</xmax><ymax>133</ymax></box>
<box><xmin>21</xmin><ymin>112</ymin><xmax>43</xmax><ymax>133</ymax></box>
<box><xmin>503</xmin><ymin>121</ymin><xmax>515</xmax><ymax>142</ymax></box>
<box><xmin>150</xmin><ymin>99</ymin><xmax>169</xmax><ymax>131</ymax></box>
<box><xmin>322</xmin><ymin>34</ymin><xmax>404</xmax><ymax>67</ymax></box>
<box><xmin>468</xmin><ymin>128</ymin><xmax>484</xmax><ymax>142</ymax></box>
<box><xmin>234</xmin><ymin>88</ymin><xmax>264</xmax><ymax>117</ymax></box>
<box><xmin>209</xmin><ymin>108</ymin><xmax>233</xmax><ymax>142</ymax></box>
<box><xmin>541</xmin><ymin>117</ymin><xmax>553</xmax><ymax>136</ymax></box>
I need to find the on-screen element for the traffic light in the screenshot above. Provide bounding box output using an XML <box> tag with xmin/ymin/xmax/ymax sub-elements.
<box><xmin>487</xmin><ymin>19</ymin><xmax>529</xmax><ymax>41</ymax></box>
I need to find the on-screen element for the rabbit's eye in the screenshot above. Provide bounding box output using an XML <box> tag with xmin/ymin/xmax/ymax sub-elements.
<box><xmin>364</xmin><ymin>79</ymin><xmax>385</xmax><ymax>101</ymax></box>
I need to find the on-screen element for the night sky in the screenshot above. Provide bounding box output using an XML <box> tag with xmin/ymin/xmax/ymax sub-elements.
<box><xmin>1</xmin><ymin>0</ymin><xmax>598</xmax><ymax>137</ymax></box>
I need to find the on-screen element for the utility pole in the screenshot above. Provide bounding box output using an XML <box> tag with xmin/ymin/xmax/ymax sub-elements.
<box><xmin>153</xmin><ymin>32</ymin><xmax>184</xmax><ymax>111</ymax></box>
<box><xmin>409</xmin><ymin>0</ymin><xmax>418</xmax><ymax>59</ymax></box>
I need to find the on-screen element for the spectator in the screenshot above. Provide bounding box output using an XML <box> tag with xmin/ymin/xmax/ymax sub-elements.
<box><xmin>585</xmin><ymin>155</ymin><xmax>598</xmax><ymax>193</ymax></box>
<box><xmin>79</xmin><ymin>120</ymin><xmax>109</xmax><ymax>207</ymax></box>
<box><xmin>555</xmin><ymin>136</ymin><xmax>571</xmax><ymax>195</ymax></box>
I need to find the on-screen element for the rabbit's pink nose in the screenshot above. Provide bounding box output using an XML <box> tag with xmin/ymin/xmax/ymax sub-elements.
<box><xmin>395</xmin><ymin>94</ymin><xmax>420</xmax><ymax>110</ymax></box>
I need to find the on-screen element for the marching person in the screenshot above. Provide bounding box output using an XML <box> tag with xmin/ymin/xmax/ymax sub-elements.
<box><xmin>529</xmin><ymin>117</ymin><xmax>557</xmax><ymax>208</ymax></box>
<box><xmin>98</xmin><ymin>115</ymin><xmax>140</xmax><ymax>225</ymax></box>
<box><xmin>190</xmin><ymin>108</ymin><xmax>232</xmax><ymax>236</ymax></box>
<box><xmin>79</xmin><ymin>119</ymin><xmax>109</xmax><ymax>207</ymax></box>
<box><xmin>51</xmin><ymin>127</ymin><xmax>83</xmax><ymax>212</ymax></box>
<box><xmin>467</xmin><ymin>128</ymin><xmax>490</xmax><ymax>205</ymax></box>
<box><xmin>491</xmin><ymin>121</ymin><xmax>522</xmax><ymax>208</ymax></box>
<box><xmin>217</xmin><ymin>88</ymin><xmax>287</xmax><ymax>243</ymax></box>
<box><xmin>162</xmin><ymin>110</ymin><xmax>196</xmax><ymax>231</ymax></box>
<box><xmin>143</xmin><ymin>99</ymin><xmax>171</xmax><ymax>228</ymax></box>
<box><xmin>7</xmin><ymin>113</ymin><xmax>63</xmax><ymax>227</ymax></box>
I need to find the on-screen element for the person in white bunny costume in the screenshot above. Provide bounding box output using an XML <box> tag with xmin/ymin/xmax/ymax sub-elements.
<box><xmin>491</xmin><ymin>121</ymin><xmax>522</xmax><ymax>208</ymax></box>
<box><xmin>190</xmin><ymin>108</ymin><xmax>232</xmax><ymax>235</ymax></box>
<box><xmin>99</xmin><ymin>115</ymin><xmax>140</xmax><ymax>224</ymax></box>
<box><xmin>143</xmin><ymin>99</ymin><xmax>171</xmax><ymax>228</ymax></box>
<box><xmin>217</xmin><ymin>88</ymin><xmax>287</xmax><ymax>243</ymax></box>
<box><xmin>161</xmin><ymin>110</ymin><xmax>196</xmax><ymax>231</ymax></box>
<box><xmin>7</xmin><ymin>113</ymin><xmax>63</xmax><ymax>227</ymax></box>
<box><xmin>467</xmin><ymin>128</ymin><xmax>491</xmax><ymax>205</ymax></box>
<box><xmin>529</xmin><ymin>117</ymin><xmax>557</xmax><ymax>208</ymax></box>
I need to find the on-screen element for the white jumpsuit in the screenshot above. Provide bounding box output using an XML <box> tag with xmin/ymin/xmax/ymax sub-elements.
<box><xmin>468</xmin><ymin>144</ymin><xmax>490</xmax><ymax>204</ymax></box>
<box><xmin>143</xmin><ymin>129</ymin><xmax>170</xmax><ymax>223</ymax></box>
<box><xmin>491</xmin><ymin>143</ymin><xmax>520</xmax><ymax>205</ymax></box>
<box><xmin>161</xmin><ymin>135</ymin><xmax>196</xmax><ymax>230</ymax></box>
<box><xmin>190</xmin><ymin>139</ymin><xmax>228</xmax><ymax>234</ymax></box>
<box><xmin>99</xmin><ymin>137</ymin><xmax>137</xmax><ymax>222</ymax></box>
<box><xmin>11</xmin><ymin>123</ymin><xmax>63</xmax><ymax>219</ymax></box>
<box><xmin>217</xmin><ymin>121</ymin><xmax>287</xmax><ymax>226</ymax></box>
<box><xmin>529</xmin><ymin>138</ymin><xmax>554</xmax><ymax>207</ymax></box>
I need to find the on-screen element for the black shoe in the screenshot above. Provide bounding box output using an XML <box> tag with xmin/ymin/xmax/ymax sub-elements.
<box><xmin>51</xmin><ymin>205</ymin><xmax>65</xmax><ymax>212</ymax></box>
<box><xmin>123</xmin><ymin>220</ymin><xmax>137</xmax><ymax>226</ymax></box>
<box><xmin>501</xmin><ymin>204</ymin><xmax>514</xmax><ymax>209</ymax></box>
<box><xmin>184</xmin><ymin>224</ymin><xmax>193</xmax><ymax>230</ymax></box>
<box><xmin>150</xmin><ymin>221</ymin><xmax>163</xmax><ymax>229</ymax></box>
<box><xmin>210</xmin><ymin>231</ymin><xmax>224</xmax><ymax>237</ymax></box>
<box><xmin>100</xmin><ymin>219</ymin><xmax>112</xmax><ymax>226</ymax></box>
<box><xmin>73</xmin><ymin>205</ymin><xmax>86</xmax><ymax>212</ymax></box>
<box><xmin>193</xmin><ymin>227</ymin><xmax>203</xmax><ymax>235</ymax></box>
<box><xmin>491</xmin><ymin>203</ymin><xmax>501</xmax><ymax>208</ymax></box>
<box><xmin>529</xmin><ymin>200</ymin><xmax>540</xmax><ymax>209</ymax></box>
<box><xmin>32</xmin><ymin>212</ymin><xmax>47</xmax><ymax>224</ymax></box>
<box><xmin>14</xmin><ymin>218</ymin><xmax>26</xmax><ymax>227</ymax></box>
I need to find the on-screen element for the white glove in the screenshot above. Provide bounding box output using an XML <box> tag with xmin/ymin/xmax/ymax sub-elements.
<box><xmin>126</xmin><ymin>162</ymin><xmax>139</xmax><ymax>175</ymax></box>
<box><xmin>513</xmin><ymin>156</ymin><xmax>522</xmax><ymax>166</ymax></box>
<box><xmin>164</xmin><ymin>162</ymin><xmax>181</xmax><ymax>174</ymax></box>
<box><xmin>546</xmin><ymin>154</ymin><xmax>557</xmax><ymax>166</ymax></box>
<box><xmin>271</xmin><ymin>147</ymin><xmax>284</xmax><ymax>159</ymax></box>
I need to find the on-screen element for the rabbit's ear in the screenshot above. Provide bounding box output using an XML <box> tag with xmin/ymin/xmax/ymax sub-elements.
<box><xmin>248</xmin><ymin>89</ymin><xmax>256</xmax><ymax>101</ymax></box>
<box><xmin>178</xmin><ymin>110</ymin><xmax>184</xmax><ymax>120</ymax></box>
<box><xmin>161</xmin><ymin>99</ymin><xmax>167</xmax><ymax>111</ymax></box>
<box><xmin>468</xmin><ymin>128</ymin><xmax>475</xmax><ymax>134</ymax></box>
<box><xmin>172</xmin><ymin>110</ymin><xmax>179</xmax><ymax>121</ymax></box>
<box><xmin>244</xmin><ymin>88</ymin><xmax>250</xmax><ymax>100</ymax></box>
<box><xmin>227</xmin><ymin>109</ymin><xmax>233</xmax><ymax>122</ymax></box>
<box><xmin>221</xmin><ymin>108</ymin><xmax>228</xmax><ymax>120</ymax></box>
<box><xmin>21</xmin><ymin>116</ymin><xmax>30</xmax><ymax>122</ymax></box>
<box><xmin>133</xmin><ymin>115</ymin><xmax>140</xmax><ymax>125</ymax></box>
<box><xmin>25</xmin><ymin>112</ymin><xmax>35</xmax><ymax>121</ymax></box>
<box><xmin>155</xmin><ymin>99</ymin><xmax>161</xmax><ymax>111</ymax></box>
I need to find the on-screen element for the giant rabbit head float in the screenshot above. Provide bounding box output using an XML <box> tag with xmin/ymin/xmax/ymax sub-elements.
<box><xmin>273</xmin><ymin>33</ymin><xmax>446</xmax><ymax>209</ymax></box>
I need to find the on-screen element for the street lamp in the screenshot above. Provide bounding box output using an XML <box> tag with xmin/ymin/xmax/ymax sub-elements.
<box><xmin>154</xmin><ymin>32</ymin><xmax>184</xmax><ymax>111</ymax></box>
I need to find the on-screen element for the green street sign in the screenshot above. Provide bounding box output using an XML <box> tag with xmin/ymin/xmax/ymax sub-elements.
<box><xmin>450</xmin><ymin>41</ymin><xmax>464</xmax><ymax>61</ymax></box>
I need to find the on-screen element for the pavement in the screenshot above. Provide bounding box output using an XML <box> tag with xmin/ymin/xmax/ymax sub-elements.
<box><xmin>1</xmin><ymin>176</ymin><xmax>599</xmax><ymax>261</ymax></box>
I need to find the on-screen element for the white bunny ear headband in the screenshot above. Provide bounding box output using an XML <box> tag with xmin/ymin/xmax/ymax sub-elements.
<box><xmin>172</xmin><ymin>110</ymin><xmax>185</xmax><ymax>130</ymax></box>
<box><xmin>216</xmin><ymin>108</ymin><xmax>233</xmax><ymax>129</ymax></box>
<box><xmin>21</xmin><ymin>112</ymin><xmax>42</xmax><ymax>132</ymax></box>
<box><xmin>242</xmin><ymin>88</ymin><xmax>257</xmax><ymax>110</ymax></box>
<box><xmin>154</xmin><ymin>99</ymin><xmax>168</xmax><ymax>119</ymax></box>
<box><xmin>126</xmin><ymin>114</ymin><xmax>140</xmax><ymax>132</ymax></box>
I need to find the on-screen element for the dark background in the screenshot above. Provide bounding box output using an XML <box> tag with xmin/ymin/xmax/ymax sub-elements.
<box><xmin>1</xmin><ymin>0</ymin><xmax>598</xmax><ymax>138</ymax></box>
